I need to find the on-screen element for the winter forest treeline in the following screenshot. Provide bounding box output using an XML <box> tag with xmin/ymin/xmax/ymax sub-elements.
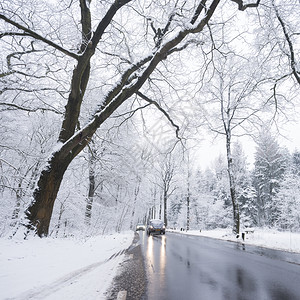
<box><xmin>1</xmin><ymin>0</ymin><xmax>300</xmax><ymax>237</ymax></box>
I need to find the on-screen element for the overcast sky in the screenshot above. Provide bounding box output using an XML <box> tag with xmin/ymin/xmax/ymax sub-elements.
<box><xmin>196</xmin><ymin>117</ymin><xmax>300</xmax><ymax>171</ymax></box>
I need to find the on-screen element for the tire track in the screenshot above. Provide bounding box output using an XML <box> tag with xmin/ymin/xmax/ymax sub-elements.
<box><xmin>9</xmin><ymin>251</ymin><xmax>125</xmax><ymax>300</ymax></box>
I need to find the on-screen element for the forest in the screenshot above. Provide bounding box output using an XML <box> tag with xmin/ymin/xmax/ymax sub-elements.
<box><xmin>0</xmin><ymin>0</ymin><xmax>299</xmax><ymax>238</ymax></box>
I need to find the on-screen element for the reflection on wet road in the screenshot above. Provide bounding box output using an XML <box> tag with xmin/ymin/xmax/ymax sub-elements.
<box><xmin>139</xmin><ymin>232</ymin><xmax>300</xmax><ymax>300</ymax></box>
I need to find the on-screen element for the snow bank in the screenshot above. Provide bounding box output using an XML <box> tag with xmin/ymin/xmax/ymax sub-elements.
<box><xmin>0</xmin><ymin>232</ymin><xmax>133</xmax><ymax>300</ymax></box>
<box><xmin>2</xmin><ymin>228</ymin><xmax>299</xmax><ymax>300</ymax></box>
<box><xmin>169</xmin><ymin>228</ymin><xmax>300</xmax><ymax>253</ymax></box>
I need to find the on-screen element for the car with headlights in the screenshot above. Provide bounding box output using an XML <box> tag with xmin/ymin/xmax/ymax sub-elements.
<box><xmin>147</xmin><ymin>219</ymin><xmax>165</xmax><ymax>235</ymax></box>
<box><xmin>136</xmin><ymin>223</ymin><xmax>145</xmax><ymax>231</ymax></box>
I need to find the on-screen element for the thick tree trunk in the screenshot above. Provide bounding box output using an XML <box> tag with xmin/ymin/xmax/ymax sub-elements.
<box><xmin>25</xmin><ymin>153</ymin><xmax>72</xmax><ymax>237</ymax></box>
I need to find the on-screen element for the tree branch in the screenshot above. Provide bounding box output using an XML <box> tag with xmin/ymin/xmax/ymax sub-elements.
<box><xmin>90</xmin><ymin>0</ymin><xmax>132</xmax><ymax>50</ymax></box>
<box><xmin>54</xmin><ymin>0</ymin><xmax>221</xmax><ymax>160</ymax></box>
<box><xmin>95</xmin><ymin>54</ymin><xmax>153</xmax><ymax>114</ymax></box>
<box><xmin>136</xmin><ymin>91</ymin><xmax>180</xmax><ymax>139</ymax></box>
<box><xmin>0</xmin><ymin>32</ymin><xmax>31</xmax><ymax>38</ymax></box>
<box><xmin>0</xmin><ymin>14</ymin><xmax>79</xmax><ymax>60</ymax></box>
<box><xmin>0</xmin><ymin>102</ymin><xmax>62</xmax><ymax>114</ymax></box>
<box><xmin>273</xmin><ymin>2</ymin><xmax>300</xmax><ymax>85</ymax></box>
<box><xmin>230</xmin><ymin>0</ymin><xmax>261</xmax><ymax>11</ymax></box>
<box><xmin>113</xmin><ymin>103</ymin><xmax>151</xmax><ymax>127</ymax></box>
<box><xmin>191</xmin><ymin>0</ymin><xmax>207</xmax><ymax>25</ymax></box>
<box><xmin>79</xmin><ymin>0</ymin><xmax>92</xmax><ymax>55</ymax></box>
<box><xmin>154</xmin><ymin>12</ymin><xmax>176</xmax><ymax>49</ymax></box>
<box><xmin>1</xmin><ymin>45</ymin><xmax>42</xmax><ymax>79</ymax></box>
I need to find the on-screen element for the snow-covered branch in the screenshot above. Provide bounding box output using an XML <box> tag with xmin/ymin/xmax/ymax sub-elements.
<box><xmin>273</xmin><ymin>2</ymin><xmax>300</xmax><ymax>85</ymax></box>
<box><xmin>0</xmin><ymin>14</ymin><xmax>79</xmax><ymax>60</ymax></box>
<box><xmin>136</xmin><ymin>91</ymin><xmax>180</xmax><ymax>140</ymax></box>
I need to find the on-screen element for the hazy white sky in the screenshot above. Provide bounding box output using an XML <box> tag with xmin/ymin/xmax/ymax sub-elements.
<box><xmin>196</xmin><ymin>119</ymin><xmax>300</xmax><ymax>171</ymax></box>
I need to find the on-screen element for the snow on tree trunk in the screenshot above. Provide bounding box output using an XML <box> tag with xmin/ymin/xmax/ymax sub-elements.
<box><xmin>163</xmin><ymin>189</ymin><xmax>168</xmax><ymax>227</ymax></box>
<box><xmin>25</xmin><ymin>153</ymin><xmax>72</xmax><ymax>237</ymax></box>
<box><xmin>226</xmin><ymin>134</ymin><xmax>240</xmax><ymax>235</ymax></box>
<box><xmin>85</xmin><ymin>146</ymin><xmax>96</xmax><ymax>226</ymax></box>
<box><xmin>130</xmin><ymin>179</ymin><xmax>140</xmax><ymax>230</ymax></box>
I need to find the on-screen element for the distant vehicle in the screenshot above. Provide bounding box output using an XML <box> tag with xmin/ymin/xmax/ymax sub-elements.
<box><xmin>136</xmin><ymin>224</ymin><xmax>146</xmax><ymax>231</ymax></box>
<box><xmin>147</xmin><ymin>219</ymin><xmax>165</xmax><ymax>235</ymax></box>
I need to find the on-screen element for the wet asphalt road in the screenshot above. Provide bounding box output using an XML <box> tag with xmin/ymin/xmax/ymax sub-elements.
<box><xmin>139</xmin><ymin>231</ymin><xmax>300</xmax><ymax>300</ymax></box>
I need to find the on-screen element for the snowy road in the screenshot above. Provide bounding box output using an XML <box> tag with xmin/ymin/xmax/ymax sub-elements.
<box><xmin>139</xmin><ymin>231</ymin><xmax>300</xmax><ymax>300</ymax></box>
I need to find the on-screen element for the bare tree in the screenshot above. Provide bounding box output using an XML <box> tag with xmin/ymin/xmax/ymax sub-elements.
<box><xmin>0</xmin><ymin>0</ymin><xmax>262</xmax><ymax>236</ymax></box>
<box><xmin>201</xmin><ymin>53</ymin><xmax>268</xmax><ymax>234</ymax></box>
<box><xmin>250</xmin><ymin>0</ymin><xmax>300</xmax><ymax>110</ymax></box>
<box><xmin>154</xmin><ymin>154</ymin><xmax>178</xmax><ymax>227</ymax></box>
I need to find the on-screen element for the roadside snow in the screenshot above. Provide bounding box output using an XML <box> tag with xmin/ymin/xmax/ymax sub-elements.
<box><xmin>169</xmin><ymin>228</ymin><xmax>300</xmax><ymax>253</ymax></box>
<box><xmin>1</xmin><ymin>228</ymin><xmax>300</xmax><ymax>300</ymax></box>
<box><xmin>0</xmin><ymin>232</ymin><xmax>133</xmax><ymax>300</ymax></box>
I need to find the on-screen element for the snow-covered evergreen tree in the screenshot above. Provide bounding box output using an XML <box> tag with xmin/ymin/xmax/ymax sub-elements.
<box><xmin>232</xmin><ymin>142</ymin><xmax>257</xmax><ymax>227</ymax></box>
<box><xmin>253</xmin><ymin>128</ymin><xmax>289</xmax><ymax>226</ymax></box>
<box><xmin>273</xmin><ymin>150</ymin><xmax>300</xmax><ymax>230</ymax></box>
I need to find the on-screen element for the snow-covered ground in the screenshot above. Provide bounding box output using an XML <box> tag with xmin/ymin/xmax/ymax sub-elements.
<box><xmin>169</xmin><ymin>228</ymin><xmax>300</xmax><ymax>253</ymax></box>
<box><xmin>0</xmin><ymin>232</ymin><xmax>133</xmax><ymax>300</ymax></box>
<box><xmin>1</xmin><ymin>228</ymin><xmax>300</xmax><ymax>300</ymax></box>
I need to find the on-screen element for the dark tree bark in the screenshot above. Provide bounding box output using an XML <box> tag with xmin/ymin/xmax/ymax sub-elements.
<box><xmin>25</xmin><ymin>152</ymin><xmax>73</xmax><ymax>236</ymax></box>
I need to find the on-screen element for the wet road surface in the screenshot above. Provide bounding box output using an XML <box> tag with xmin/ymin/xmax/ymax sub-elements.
<box><xmin>139</xmin><ymin>231</ymin><xmax>300</xmax><ymax>300</ymax></box>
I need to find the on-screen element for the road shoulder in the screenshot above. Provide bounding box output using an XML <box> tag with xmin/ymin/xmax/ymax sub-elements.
<box><xmin>105</xmin><ymin>232</ymin><xmax>147</xmax><ymax>300</ymax></box>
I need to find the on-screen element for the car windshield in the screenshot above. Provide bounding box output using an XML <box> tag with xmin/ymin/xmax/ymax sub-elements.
<box><xmin>150</xmin><ymin>220</ymin><xmax>163</xmax><ymax>226</ymax></box>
